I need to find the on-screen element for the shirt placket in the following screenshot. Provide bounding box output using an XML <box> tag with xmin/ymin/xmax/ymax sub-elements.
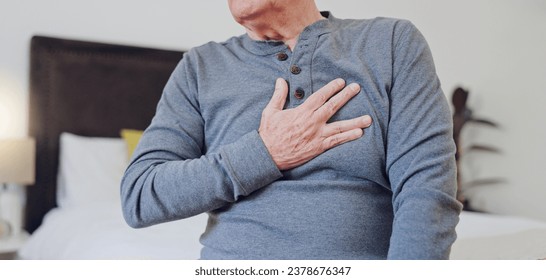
<box><xmin>285</xmin><ymin>35</ymin><xmax>318</xmax><ymax>109</ymax></box>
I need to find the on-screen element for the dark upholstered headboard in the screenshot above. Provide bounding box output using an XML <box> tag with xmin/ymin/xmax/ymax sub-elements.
<box><xmin>26</xmin><ymin>36</ymin><xmax>184</xmax><ymax>233</ymax></box>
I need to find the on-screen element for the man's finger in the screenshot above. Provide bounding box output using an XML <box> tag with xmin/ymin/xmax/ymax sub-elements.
<box><xmin>315</xmin><ymin>83</ymin><xmax>360</xmax><ymax>121</ymax></box>
<box><xmin>266</xmin><ymin>78</ymin><xmax>289</xmax><ymax>111</ymax></box>
<box><xmin>302</xmin><ymin>78</ymin><xmax>346</xmax><ymax>111</ymax></box>
<box><xmin>322</xmin><ymin>115</ymin><xmax>372</xmax><ymax>138</ymax></box>
<box><xmin>322</xmin><ymin>128</ymin><xmax>364</xmax><ymax>151</ymax></box>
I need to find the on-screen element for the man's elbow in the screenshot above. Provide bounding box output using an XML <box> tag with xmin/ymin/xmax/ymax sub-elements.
<box><xmin>123</xmin><ymin>212</ymin><xmax>148</xmax><ymax>229</ymax></box>
<box><xmin>120</xmin><ymin>195</ymin><xmax>148</xmax><ymax>228</ymax></box>
<box><xmin>120</xmin><ymin>175</ymin><xmax>150</xmax><ymax>229</ymax></box>
<box><xmin>122</xmin><ymin>205</ymin><xmax>148</xmax><ymax>228</ymax></box>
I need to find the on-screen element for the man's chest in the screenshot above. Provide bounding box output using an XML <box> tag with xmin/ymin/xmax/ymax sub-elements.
<box><xmin>195</xmin><ymin>58</ymin><xmax>390</xmax><ymax>187</ymax></box>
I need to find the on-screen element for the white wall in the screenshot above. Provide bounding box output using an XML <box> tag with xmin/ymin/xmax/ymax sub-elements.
<box><xmin>1</xmin><ymin>0</ymin><xmax>545</xmax><ymax>221</ymax></box>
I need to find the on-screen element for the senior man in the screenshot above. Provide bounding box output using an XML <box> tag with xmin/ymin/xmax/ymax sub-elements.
<box><xmin>121</xmin><ymin>0</ymin><xmax>462</xmax><ymax>259</ymax></box>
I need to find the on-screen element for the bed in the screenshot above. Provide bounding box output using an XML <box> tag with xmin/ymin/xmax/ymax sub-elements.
<box><xmin>18</xmin><ymin>36</ymin><xmax>546</xmax><ymax>260</ymax></box>
<box><xmin>21</xmin><ymin>35</ymin><xmax>207</xmax><ymax>259</ymax></box>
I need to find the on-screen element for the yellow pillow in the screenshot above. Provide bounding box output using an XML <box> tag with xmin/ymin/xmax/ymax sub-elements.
<box><xmin>120</xmin><ymin>129</ymin><xmax>144</xmax><ymax>159</ymax></box>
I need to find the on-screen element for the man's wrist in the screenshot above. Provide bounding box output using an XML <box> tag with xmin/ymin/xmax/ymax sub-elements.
<box><xmin>221</xmin><ymin>130</ymin><xmax>283</xmax><ymax>195</ymax></box>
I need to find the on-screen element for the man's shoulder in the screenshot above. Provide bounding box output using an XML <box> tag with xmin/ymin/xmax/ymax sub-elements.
<box><xmin>331</xmin><ymin>16</ymin><xmax>420</xmax><ymax>48</ymax></box>
<box><xmin>335</xmin><ymin>16</ymin><xmax>414</xmax><ymax>34</ymax></box>
<box><xmin>185</xmin><ymin>35</ymin><xmax>244</xmax><ymax>58</ymax></box>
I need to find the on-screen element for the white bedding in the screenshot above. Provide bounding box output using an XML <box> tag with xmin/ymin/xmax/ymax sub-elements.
<box><xmin>18</xmin><ymin>201</ymin><xmax>207</xmax><ymax>260</ymax></box>
<box><xmin>451</xmin><ymin>211</ymin><xmax>546</xmax><ymax>260</ymax></box>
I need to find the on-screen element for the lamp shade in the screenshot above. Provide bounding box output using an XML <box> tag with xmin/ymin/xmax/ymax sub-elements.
<box><xmin>0</xmin><ymin>138</ymin><xmax>36</xmax><ymax>185</ymax></box>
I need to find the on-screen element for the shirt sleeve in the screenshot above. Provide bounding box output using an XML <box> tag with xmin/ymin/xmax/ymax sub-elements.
<box><xmin>120</xmin><ymin>53</ymin><xmax>283</xmax><ymax>228</ymax></box>
<box><xmin>386</xmin><ymin>21</ymin><xmax>463</xmax><ymax>259</ymax></box>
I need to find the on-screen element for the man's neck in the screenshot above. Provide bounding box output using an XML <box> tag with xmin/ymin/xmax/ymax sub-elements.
<box><xmin>241</xmin><ymin>4</ymin><xmax>324</xmax><ymax>50</ymax></box>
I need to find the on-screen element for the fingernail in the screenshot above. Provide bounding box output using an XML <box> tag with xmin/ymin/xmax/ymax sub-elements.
<box><xmin>335</xmin><ymin>78</ymin><xmax>345</xmax><ymax>86</ymax></box>
<box><xmin>275</xmin><ymin>78</ymin><xmax>285</xmax><ymax>90</ymax></box>
<box><xmin>349</xmin><ymin>83</ymin><xmax>360</xmax><ymax>92</ymax></box>
<box><xmin>362</xmin><ymin>115</ymin><xmax>372</xmax><ymax>125</ymax></box>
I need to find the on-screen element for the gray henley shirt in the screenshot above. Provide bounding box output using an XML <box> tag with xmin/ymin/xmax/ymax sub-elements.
<box><xmin>121</xmin><ymin>12</ymin><xmax>462</xmax><ymax>259</ymax></box>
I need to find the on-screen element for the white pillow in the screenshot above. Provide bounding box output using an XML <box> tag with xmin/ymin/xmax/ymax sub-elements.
<box><xmin>57</xmin><ymin>133</ymin><xmax>128</xmax><ymax>208</ymax></box>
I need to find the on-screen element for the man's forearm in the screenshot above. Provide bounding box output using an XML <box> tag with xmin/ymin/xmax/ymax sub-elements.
<box><xmin>121</xmin><ymin>130</ymin><xmax>282</xmax><ymax>228</ymax></box>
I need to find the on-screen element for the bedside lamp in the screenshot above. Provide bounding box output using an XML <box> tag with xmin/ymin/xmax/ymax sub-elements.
<box><xmin>0</xmin><ymin>138</ymin><xmax>35</xmax><ymax>238</ymax></box>
<box><xmin>0</xmin><ymin>139</ymin><xmax>36</xmax><ymax>184</ymax></box>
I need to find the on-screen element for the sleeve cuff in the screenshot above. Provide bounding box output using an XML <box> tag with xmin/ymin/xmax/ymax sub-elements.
<box><xmin>220</xmin><ymin>130</ymin><xmax>283</xmax><ymax>196</ymax></box>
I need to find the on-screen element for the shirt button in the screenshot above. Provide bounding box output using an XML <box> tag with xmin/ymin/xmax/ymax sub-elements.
<box><xmin>290</xmin><ymin>65</ymin><xmax>301</xmax><ymax>75</ymax></box>
<box><xmin>276</xmin><ymin>52</ymin><xmax>288</xmax><ymax>61</ymax></box>
<box><xmin>294</xmin><ymin>88</ymin><xmax>305</xmax><ymax>99</ymax></box>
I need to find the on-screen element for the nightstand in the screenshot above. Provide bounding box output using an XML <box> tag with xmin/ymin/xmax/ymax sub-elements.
<box><xmin>0</xmin><ymin>231</ymin><xmax>29</xmax><ymax>260</ymax></box>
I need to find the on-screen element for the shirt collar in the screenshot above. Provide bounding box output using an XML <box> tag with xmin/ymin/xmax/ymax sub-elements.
<box><xmin>240</xmin><ymin>11</ymin><xmax>336</xmax><ymax>56</ymax></box>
